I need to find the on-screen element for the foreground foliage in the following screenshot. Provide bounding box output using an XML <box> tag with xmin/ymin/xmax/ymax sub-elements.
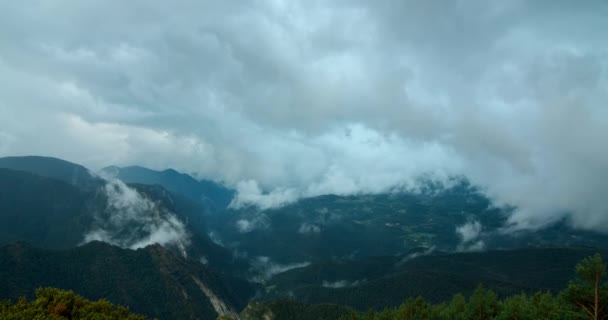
<box><xmin>0</xmin><ymin>287</ymin><xmax>146</xmax><ymax>319</ymax></box>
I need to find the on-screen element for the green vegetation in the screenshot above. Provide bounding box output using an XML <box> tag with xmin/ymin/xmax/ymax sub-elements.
<box><xmin>0</xmin><ymin>287</ymin><xmax>146</xmax><ymax>319</ymax></box>
<box><xmin>241</xmin><ymin>300</ymin><xmax>358</xmax><ymax>320</ymax></box>
<box><xmin>0</xmin><ymin>164</ymin><xmax>247</xmax><ymax>278</ymax></box>
<box><xmin>264</xmin><ymin>248</ymin><xmax>608</xmax><ymax>310</ymax></box>
<box><xmin>0</xmin><ymin>241</ymin><xmax>248</xmax><ymax>320</ymax></box>
<box><xmin>0</xmin><ymin>168</ymin><xmax>93</xmax><ymax>249</ymax></box>
<box><xmin>211</xmin><ymin>183</ymin><xmax>608</xmax><ymax>265</ymax></box>
<box><xmin>241</xmin><ymin>253</ymin><xmax>608</xmax><ymax>320</ymax></box>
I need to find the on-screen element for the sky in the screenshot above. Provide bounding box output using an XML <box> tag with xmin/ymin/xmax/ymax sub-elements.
<box><xmin>1</xmin><ymin>1</ymin><xmax>607</xmax><ymax>232</ymax></box>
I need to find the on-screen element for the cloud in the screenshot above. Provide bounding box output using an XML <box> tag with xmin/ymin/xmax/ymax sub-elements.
<box><xmin>207</xmin><ymin>231</ymin><xmax>226</xmax><ymax>247</ymax></box>
<box><xmin>322</xmin><ymin>279</ymin><xmax>365</xmax><ymax>289</ymax></box>
<box><xmin>230</xmin><ymin>180</ymin><xmax>300</xmax><ymax>210</ymax></box>
<box><xmin>456</xmin><ymin>220</ymin><xmax>486</xmax><ymax>252</ymax></box>
<box><xmin>1</xmin><ymin>1</ymin><xmax>608</xmax><ymax>232</ymax></box>
<box><xmin>234</xmin><ymin>213</ymin><xmax>270</xmax><ymax>233</ymax></box>
<box><xmin>456</xmin><ymin>221</ymin><xmax>483</xmax><ymax>244</ymax></box>
<box><xmin>83</xmin><ymin>178</ymin><xmax>190</xmax><ymax>256</ymax></box>
<box><xmin>298</xmin><ymin>223</ymin><xmax>321</xmax><ymax>235</ymax></box>
<box><xmin>250</xmin><ymin>256</ymin><xmax>311</xmax><ymax>283</ymax></box>
<box><xmin>396</xmin><ymin>246</ymin><xmax>436</xmax><ymax>266</ymax></box>
<box><xmin>229</xmin><ymin>125</ymin><xmax>460</xmax><ymax>209</ymax></box>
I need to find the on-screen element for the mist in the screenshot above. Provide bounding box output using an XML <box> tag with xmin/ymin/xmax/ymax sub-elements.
<box><xmin>83</xmin><ymin>178</ymin><xmax>190</xmax><ymax>256</ymax></box>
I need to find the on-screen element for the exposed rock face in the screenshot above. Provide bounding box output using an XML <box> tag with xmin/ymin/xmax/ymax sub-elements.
<box><xmin>192</xmin><ymin>275</ymin><xmax>241</xmax><ymax>320</ymax></box>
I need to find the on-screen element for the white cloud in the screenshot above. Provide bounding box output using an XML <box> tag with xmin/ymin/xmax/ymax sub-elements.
<box><xmin>83</xmin><ymin>177</ymin><xmax>190</xmax><ymax>256</ymax></box>
<box><xmin>456</xmin><ymin>221</ymin><xmax>483</xmax><ymax>244</ymax></box>
<box><xmin>1</xmin><ymin>1</ymin><xmax>608</xmax><ymax>232</ymax></box>
<box><xmin>322</xmin><ymin>279</ymin><xmax>365</xmax><ymax>289</ymax></box>
<box><xmin>456</xmin><ymin>220</ymin><xmax>486</xmax><ymax>252</ymax></box>
<box><xmin>298</xmin><ymin>223</ymin><xmax>321</xmax><ymax>235</ymax></box>
<box><xmin>235</xmin><ymin>220</ymin><xmax>254</xmax><ymax>233</ymax></box>
<box><xmin>234</xmin><ymin>214</ymin><xmax>270</xmax><ymax>233</ymax></box>
<box><xmin>396</xmin><ymin>246</ymin><xmax>436</xmax><ymax>266</ymax></box>
<box><xmin>250</xmin><ymin>256</ymin><xmax>311</xmax><ymax>283</ymax></box>
<box><xmin>230</xmin><ymin>180</ymin><xmax>300</xmax><ymax>210</ymax></box>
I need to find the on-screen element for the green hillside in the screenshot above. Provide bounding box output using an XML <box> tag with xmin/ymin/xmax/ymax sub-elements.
<box><xmin>242</xmin><ymin>253</ymin><xmax>608</xmax><ymax>320</ymax></box>
<box><xmin>262</xmin><ymin>248</ymin><xmax>608</xmax><ymax>310</ymax></box>
<box><xmin>0</xmin><ymin>241</ymin><xmax>246</xmax><ymax>320</ymax></box>
<box><xmin>0</xmin><ymin>167</ymin><xmax>248</xmax><ymax>278</ymax></box>
<box><xmin>0</xmin><ymin>168</ymin><xmax>93</xmax><ymax>249</ymax></box>
<box><xmin>210</xmin><ymin>186</ymin><xmax>608</xmax><ymax>264</ymax></box>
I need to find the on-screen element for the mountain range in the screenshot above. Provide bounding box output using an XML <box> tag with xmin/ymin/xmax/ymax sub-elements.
<box><xmin>1</xmin><ymin>155</ymin><xmax>607</xmax><ymax>319</ymax></box>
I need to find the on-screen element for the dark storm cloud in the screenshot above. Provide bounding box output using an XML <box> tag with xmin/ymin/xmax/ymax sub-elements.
<box><xmin>1</xmin><ymin>1</ymin><xmax>607</xmax><ymax>231</ymax></box>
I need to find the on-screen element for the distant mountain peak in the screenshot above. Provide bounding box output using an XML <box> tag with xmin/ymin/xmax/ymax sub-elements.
<box><xmin>101</xmin><ymin>165</ymin><xmax>235</xmax><ymax>211</ymax></box>
<box><xmin>0</xmin><ymin>155</ymin><xmax>101</xmax><ymax>189</ymax></box>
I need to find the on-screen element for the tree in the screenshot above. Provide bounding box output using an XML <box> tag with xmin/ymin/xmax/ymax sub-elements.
<box><xmin>466</xmin><ymin>285</ymin><xmax>499</xmax><ymax>320</ymax></box>
<box><xmin>497</xmin><ymin>294</ymin><xmax>533</xmax><ymax>320</ymax></box>
<box><xmin>395</xmin><ymin>297</ymin><xmax>431</xmax><ymax>320</ymax></box>
<box><xmin>0</xmin><ymin>287</ymin><xmax>146</xmax><ymax>320</ymax></box>
<box><xmin>563</xmin><ymin>253</ymin><xmax>608</xmax><ymax>320</ymax></box>
<box><xmin>439</xmin><ymin>294</ymin><xmax>467</xmax><ymax>320</ymax></box>
<box><xmin>529</xmin><ymin>291</ymin><xmax>562</xmax><ymax>319</ymax></box>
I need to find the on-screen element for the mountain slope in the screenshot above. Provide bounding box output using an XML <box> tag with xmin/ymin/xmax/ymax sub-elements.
<box><xmin>0</xmin><ymin>155</ymin><xmax>102</xmax><ymax>190</ymax></box>
<box><xmin>211</xmin><ymin>185</ymin><xmax>608</xmax><ymax>265</ymax></box>
<box><xmin>0</xmin><ymin>166</ymin><xmax>251</xmax><ymax>289</ymax></box>
<box><xmin>0</xmin><ymin>241</ymin><xmax>244</xmax><ymax>320</ymax></box>
<box><xmin>103</xmin><ymin>165</ymin><xmax>235</xmax><ymax>211</ymax></box>
<box><xmin>0</xmin><ymin>168</ymin><xmax>93</xmax><ymax>248</ymax></box>
<box><xmin>261</xmin><ymin>247</ymin><xmax>608</xmax><ymax>310</ymax></box>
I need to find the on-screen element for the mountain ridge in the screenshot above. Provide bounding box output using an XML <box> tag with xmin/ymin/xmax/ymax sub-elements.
<box><xmin>102</xmin><ymin>165</ymin><xmax>235</xmax><ymax>212</ymax></box>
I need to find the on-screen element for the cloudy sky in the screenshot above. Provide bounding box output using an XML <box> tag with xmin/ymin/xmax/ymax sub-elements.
<box><xmin>1</xmin><ymin>1</ymin><xmax>607</xmax><ymax>231</ymax></box>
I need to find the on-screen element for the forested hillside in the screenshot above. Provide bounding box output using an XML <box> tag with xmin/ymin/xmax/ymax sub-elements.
<box><xmin>241</xmin><ymin>254</ymin><xmax>608</xmax><ymax>320</ymax></box>
<box><xmin>262</xmin><ymin>248</ymin><xmax>608</xmax><ymax>310</ymax></box>
<box><xmin>0</xmin><ymin>241</ymin><xmax>249</xmax><ymax>320</ymax></box>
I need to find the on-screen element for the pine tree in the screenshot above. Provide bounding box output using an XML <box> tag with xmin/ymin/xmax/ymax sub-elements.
<box><xmin>466</xmin><ymin>285</ymin><xmax>499</xmax><ymax>320</ymax></box>
<box><xmin>562</xmin><ymin>253</ymin><xmax>608</xmax><ymax>320</ymax></box>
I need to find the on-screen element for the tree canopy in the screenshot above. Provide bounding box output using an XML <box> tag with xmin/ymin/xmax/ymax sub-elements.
<box><xmin>0</xmin><ymin>287</ymin><xmax>147</xmax><ymax>320</ymax></box>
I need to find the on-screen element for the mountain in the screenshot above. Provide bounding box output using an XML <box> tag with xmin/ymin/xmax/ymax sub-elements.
<box><xmin>3</xmin><ymin>155</ymin><xmax>608</xmax><ymax>319</ymax></box>
<box><xmin>0</xmin><ymin>241</ymin><xmax>247</xmax><ymax>320</ymax></box>
<box><xmin>0</xmin><ymin>168</ymin><xmax>94</xmax><ymax>249</ymax></box>
<box><xmin>0</xmin><ymin>155</ymin><xmax>102</xmax><ymax>190</ymax></box>
<box><xmin>0</xmin><ymin>158</ymin><xmax>251</xmax><ymax>282</ymax></box>
<box><xmin>260</xmin><ymin>247</ymin><xmax>608</xmax><ymax>310</ymax></box>
<box><xmin>102</xmin><ymin>165</ymin><xmax>235</xmax><ymax>212</ymax></box>
<box><xmin>209</xmin><ymin>184</ymin><xmax>608</xmax><ymax>266</ymax></box>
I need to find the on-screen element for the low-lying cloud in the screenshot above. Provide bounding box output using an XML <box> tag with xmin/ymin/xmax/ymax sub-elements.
<box><xmin>83</xmin><ymin>178</ymin><xmax>190</xmax><ymax>256</ymax></box>
<box><xmin>396</xmin><ymin>246</ymin><xmax>436</xmax><ymax>266</ymax></box>
<box><xmin>234</xmin><ymin>214</ymin><xmax>270</xmax><ymax>233</ymax></box>
<box><xmin>250</xmin><ymin>256</ymin><xmax>311</xmax><ymax>283</ymax></box>
<box><xmin>322</xmin><ymin>279</ymin><xmax>365</xmax><ymax>289</ymax></box>
<box><xmin>456</xmin><ymin>220</ymin><xmax>485</xmax><ymax>252</ymax></box>
<box><xmin>298</xmin><ymin>223</ymin><xmax>321</xmax><ymax>235</ymax></box>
